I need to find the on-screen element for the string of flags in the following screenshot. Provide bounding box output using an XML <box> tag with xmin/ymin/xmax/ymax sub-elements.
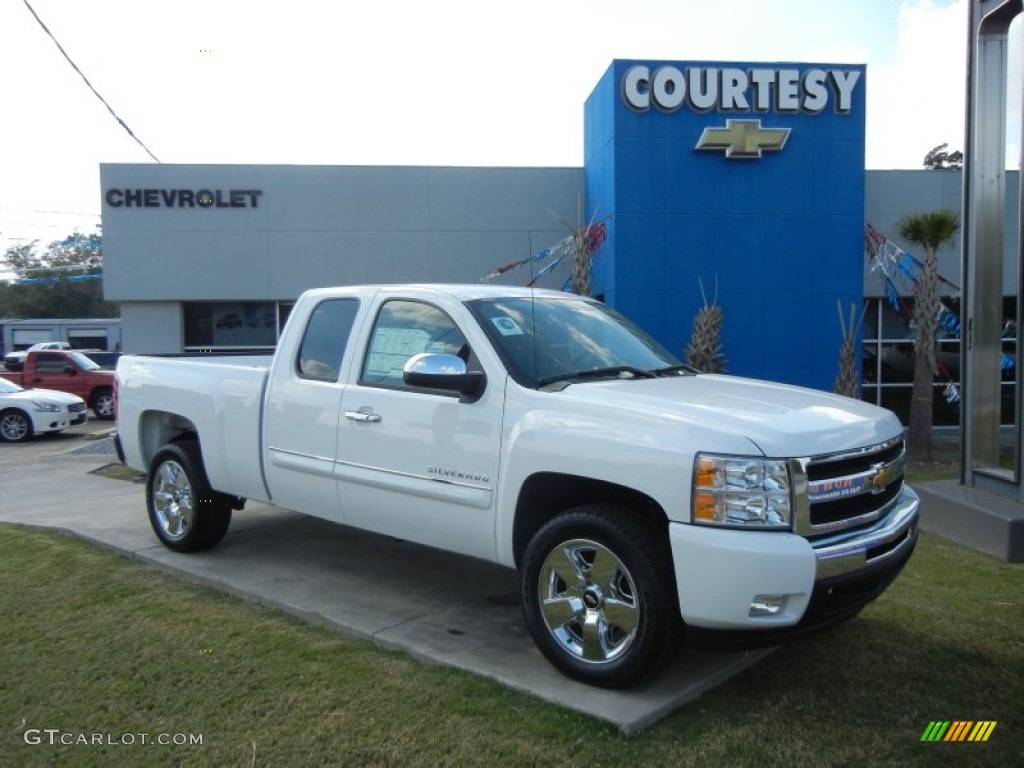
<box><xmin>865</xmin><ymin>223</ymin><xmax>959</xmax><ymax>316</ymax></box>
<box><xmin>481</xmin><ymin>215</ymin><xmax>610</xmax><ymax>290</ymax></box>
<box><xmin>865</xmin><ymin>223</ymin><xmax>1015</xmax><ymax>409</ymax></box>
<box><xmin>15</xmin><ymin>273</ymin><xmax>102</xmax><ymax>285</ymax></box>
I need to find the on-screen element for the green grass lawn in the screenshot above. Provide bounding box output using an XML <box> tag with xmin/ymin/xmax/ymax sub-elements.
<box><xmin>1</xmin><ymin>523</ymin><xmax>1021</xmax><ymax>767</ymax></box>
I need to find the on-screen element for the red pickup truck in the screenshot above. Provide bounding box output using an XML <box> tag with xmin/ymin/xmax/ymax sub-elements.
<box><xmin>0</xmin><ymin>350</ymin><xmax>116</xmax><ymax>419</ymax></box>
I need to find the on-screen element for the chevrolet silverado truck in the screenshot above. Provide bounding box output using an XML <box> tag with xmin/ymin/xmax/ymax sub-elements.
<box><xmin>115</xmin><ymin>284</ymin><xmax>919</xmax><ymax>686</ymax></box>
<box><xmin>1</xmin><ymin>350</ymin><xmax>116</xmax><ymax>420</ymax></box>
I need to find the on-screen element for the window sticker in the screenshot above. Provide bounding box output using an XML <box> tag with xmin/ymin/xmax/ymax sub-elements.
<box><xmin>365</xmin><ymin>327</ymin><xmax>431</xmax><ymax>379</ymax></box>
<box><xmin>491</xmin><ymin>317</ymin><xmax>525</xmax><ymax>336</ymax></box>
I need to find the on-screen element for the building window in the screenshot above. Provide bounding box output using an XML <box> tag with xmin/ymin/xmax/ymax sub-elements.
<box><xmin>861</xmin><ymin>297</ymin><xmax>1017</xmax><ymax>427</ymax></box>
<box><xmin>184</xmin><ymin>302</ymin><xmax>280</xmax><ymax>350</ymax></box>
<box><xmin>68</xmin><ymin>328</ymin><xmax>109</xmax><ymax>350</ymax></box>
<box><xmin>278</xmin><ymin>302</ymin><xmax>294</xmax><ymax>334</ymax></box>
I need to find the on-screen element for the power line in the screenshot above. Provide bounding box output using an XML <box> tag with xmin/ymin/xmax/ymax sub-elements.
<box><xmin>0</xmin><ymin>206</ymin><xmax>100</xmax><ymax>218</ymax></box>
<box><xmin>22</xmin><ymin>0</ymin><xmax>161</xmax><ymax>163</ymax></box>
<box><xmin>12</xmin><ymin>262</ymin><xmax>103</xmax><ymax>275</ymax></box>
<box><xmin>0</xmin><ymin>221</ymin><xmax>100</xmax><ymax>229</ymax></box>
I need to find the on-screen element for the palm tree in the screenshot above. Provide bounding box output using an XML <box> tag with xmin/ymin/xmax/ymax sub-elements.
<box><xmin>896</xmin><ymin>209</ymin><xmax>961</xmax><ymax>460</ymax></box>
<box><xmin>551</xmin><ymin>191</ymin><xmax>608</xmax><ymax>298</ymax></box>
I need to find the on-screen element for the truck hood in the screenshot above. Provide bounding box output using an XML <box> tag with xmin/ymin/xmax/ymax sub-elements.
<box><xmin>558</xmin><ymin>373</ymin><xmax>903</xmax><ymax>458</ymax></box>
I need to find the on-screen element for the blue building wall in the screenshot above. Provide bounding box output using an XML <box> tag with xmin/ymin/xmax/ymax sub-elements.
<box><xmin>584</xmin><ymin>60</ymin><xmax>866</xmax><ymax>391</ymax></box>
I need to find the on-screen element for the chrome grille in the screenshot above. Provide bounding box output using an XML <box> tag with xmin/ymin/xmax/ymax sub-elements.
<box><xmin>793</xmin><ymin>437</ymin><xmax>907</xmax><ymax>539</ymax></box>
<box><xmin>68</xmin><ymin>403</ymin><xmax>87</xmax><ymax>413</ymax></box>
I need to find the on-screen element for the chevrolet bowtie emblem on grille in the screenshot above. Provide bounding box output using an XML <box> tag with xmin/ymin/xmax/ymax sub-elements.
<box><xmin>695</xmin><ymin>119</ymin><xmax>791</xmax><ymax>159</ymax></box>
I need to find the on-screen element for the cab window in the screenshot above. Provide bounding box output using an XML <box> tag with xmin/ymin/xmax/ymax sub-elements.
<box><xmin>35</xmin><ymin>353</ymin><xmax>70</xmax><ymax>374</ymax></box>
<box><xmin>360</xmin><ymin>300</ymin><xmax>469</xmax><ymax>388</ymax></box>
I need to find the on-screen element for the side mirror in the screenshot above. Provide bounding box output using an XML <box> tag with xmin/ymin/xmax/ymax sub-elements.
<box><xmin>403</xmin><ymin>353</ymin><xmax>485</xmax><ymax>400</ymax></box>
<box><xmin>64</xmin><ymin>365</ymin><xmax>77</xmax><ymax>375</ymax></box>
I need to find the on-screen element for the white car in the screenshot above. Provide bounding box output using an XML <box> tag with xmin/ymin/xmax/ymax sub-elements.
<box><xmin>0</xmin><ymin>378</ymin><xmax>88</xmax><ymax>442</ymax></box>
<box><xmin>3</xmin><ymin>341</ymin><xmax>72</xmax><ymax>372</ymax></box>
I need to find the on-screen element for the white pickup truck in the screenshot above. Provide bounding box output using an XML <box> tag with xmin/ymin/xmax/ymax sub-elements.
<box><xmin>115</xmin><ymin>284</ymin><xmax>919</xmax><ymax>686</ymax></box>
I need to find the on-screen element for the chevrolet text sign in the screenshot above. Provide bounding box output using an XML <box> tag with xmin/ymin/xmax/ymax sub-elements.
<box><xmin>104</xmin><ymin>188</ymin><xmax>263</xmax><ymax>209</ymax></box>
<box><xmin>621</xmin><ymin>65</ymin><xmax>860</xmax><ymax>114</ymax></box>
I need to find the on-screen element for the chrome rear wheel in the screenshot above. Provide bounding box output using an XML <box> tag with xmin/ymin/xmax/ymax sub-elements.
<box><xmin>151</xmin><ymin>459</ymin><xmax>193</xmax><ymax>541</ymax></box>
<box><xmin>146</xmin><ymin>440</ymin><xmax>232</xmax><ymax>552</ymax></box>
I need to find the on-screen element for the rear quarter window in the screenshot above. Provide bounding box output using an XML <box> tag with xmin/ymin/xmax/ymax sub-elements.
<box><xmin>296</xmin><ymin>299</ymin><xmax>360</xmax><ymax>382</ymax></box>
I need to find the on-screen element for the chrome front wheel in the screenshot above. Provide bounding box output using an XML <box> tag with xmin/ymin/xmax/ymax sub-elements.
<box><xmin>537</xmin><ymin>538</ymin><xmax>641</xmax><ymax>665</ymax></box>
<box><xmin>0</xmin><ymin>410</ymin><xmax>32</xmax><ymax>442</ymax></box>
<box><xmin>92</xmin><ymin>388</ymin><xmax>115</xmax><ymax>420</ymax></box>
<box><xmin>521</xmin><ymin>504</ymin><xmax>681</xmax><ymax>687</ymax></box>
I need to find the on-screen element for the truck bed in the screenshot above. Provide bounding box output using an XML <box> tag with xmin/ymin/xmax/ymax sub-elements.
<box><xmin>116</xmin><ymin>354</ymin><xmax>274</xmax><ymax>501</ymax></box>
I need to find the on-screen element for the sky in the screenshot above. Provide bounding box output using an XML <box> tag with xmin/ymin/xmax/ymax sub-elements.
<box><xmin>0</xmin><ymin>0</ymin><xmax>1021</xmax><ymax>258</ymax></box>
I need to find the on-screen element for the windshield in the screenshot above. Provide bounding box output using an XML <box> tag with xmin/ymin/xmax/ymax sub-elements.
<box><xmin>467</xmin><ymin>296</ymin><xmax>687</xmax><ymax>388</ymax></box>
<box><xmin>0</xmin><ymin>379</ymin><xmax>24</xmax><ymax>394</ymax></box>
<box><xmin>66</xmin><ymin>351</ymin><xmax>100</xmax><ymax>371</ymax></box>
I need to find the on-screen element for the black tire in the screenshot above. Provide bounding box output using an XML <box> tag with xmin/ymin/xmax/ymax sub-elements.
<box><xmin>91</xmin><ymin>387</ymin><xmax>115</xmax><ymax>420</ymax></box>
<box><xmin>0</xmin><ymin>409</ymin><xmax>33</xmax><ymax>443</ymax></box>
<box><xmin>521</xmin><ymin>504</ymin><xmax>682</xmax><ymax>687</ymax></box>
<box><xmin>146</xmin><ymin>440</ymin><xmax>231</xmax><ymax>552</ymax></box>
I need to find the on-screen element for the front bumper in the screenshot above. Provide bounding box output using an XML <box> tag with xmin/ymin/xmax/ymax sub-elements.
<box><xmin>670</xmin><ymin>486</ymin><xmax>919</xmax><ymax>641</ymax></box>
<box><xmin>34</xmin><ymin>413</ymin><xmax>72</xmax><ymax>434</ymax></box>
<box><xmin>811</xmin><ymin>485</ymin><xmax>919</xmax><ymax>578</ymax></box>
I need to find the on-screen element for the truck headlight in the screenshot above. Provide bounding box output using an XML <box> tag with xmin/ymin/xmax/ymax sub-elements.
<box><xmin>692</xmin><ymin>454</ymin><xmax>792</xmax><ymax>529</ymax></box>
<box><xmin>31</xmin><ymin>401</ymin><xmax>61</xmax><ymax>413</ymax></box>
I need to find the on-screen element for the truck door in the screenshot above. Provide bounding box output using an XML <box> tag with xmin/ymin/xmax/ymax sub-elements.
<box><xmin>335</xmin><ymin>298</ymin><xmax>502</xmax><ymax>561</ymax></box>
<box><xmin>263</xmin><ymin>298</ymin><xmax>361</xmax><ymax>523</ymax></box>
<box><xmin>31</xmin><ymin>353</ymin><xmax>89</xmax><ymax>397</ymax></box>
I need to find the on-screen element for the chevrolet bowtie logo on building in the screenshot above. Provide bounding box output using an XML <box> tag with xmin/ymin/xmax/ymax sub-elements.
<box><xmin>696</xmin><ymin>119</ymin><xmax>791</xmax><ymax>159</ymax></box>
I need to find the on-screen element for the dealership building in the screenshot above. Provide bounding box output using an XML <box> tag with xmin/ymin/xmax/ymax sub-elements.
<box><xmin>100</xmin><ymin>59</ymin><xmax>1020</xmax><ymax>426</ymax></box>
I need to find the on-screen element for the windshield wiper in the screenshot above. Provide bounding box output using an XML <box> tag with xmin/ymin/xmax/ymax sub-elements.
<box><xmin>650</xmin><ymin>364</ymin><xmax>697</xmax><ymax>377</ymax></box>
<box><xmin>537</xmin><ymin>366</ymin><xmax>657</xmax><ymax>389</ymax></box>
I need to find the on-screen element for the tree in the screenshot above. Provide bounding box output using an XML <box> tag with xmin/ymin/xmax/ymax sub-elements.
<box><xmin>684</xmin><ymin>277</ymin><xmax>727</xmax><ymax>373</ymax></box>
<box><xmin>896</xmin><ymin>209</ymin><xmax>960</xmax><ymax>460</ymax></box>
<box><xmin>0</xmin><ymin>230</ymin><xmax>117</xmax><ymax>319</ymax></box>
<box><xmin>550</xmin><ymin>192</ymin><xmax>608</xmax><ymax>298</ymax></box>
<box><xmin>923</xmin><ymin>143</ymin><xmax>963</xmax><ymax>170</ymax></box>
<box><xmin>834</xmin><ymin>301</ymin><xmax>862</xmax><ymax>398</ymax></box>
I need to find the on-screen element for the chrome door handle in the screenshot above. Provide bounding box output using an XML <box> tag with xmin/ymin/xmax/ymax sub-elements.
<box><xmin>345</xmin><ymin>408</ymin><xmax>382</xmax><ymax>423</ymax></box>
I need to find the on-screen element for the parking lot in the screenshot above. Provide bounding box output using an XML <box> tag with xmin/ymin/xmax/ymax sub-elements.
<box><xmin>0</xmin><ymin>413</ymin><xmax>112</xmax><ymax>461</ymax></box>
